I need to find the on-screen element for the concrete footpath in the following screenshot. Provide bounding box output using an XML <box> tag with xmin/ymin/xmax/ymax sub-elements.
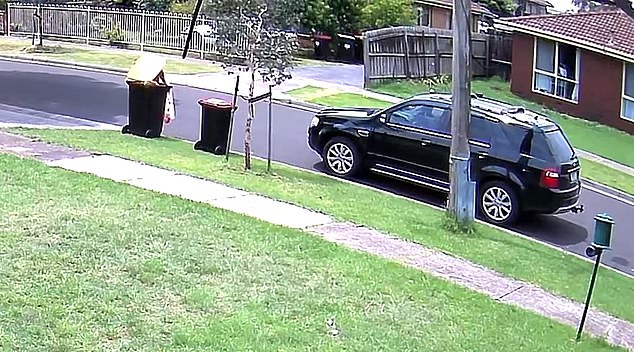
<box><xmin>0</xmin><ymin>130</ymin><xmax>633</xmax><ymax>350</ymax></box>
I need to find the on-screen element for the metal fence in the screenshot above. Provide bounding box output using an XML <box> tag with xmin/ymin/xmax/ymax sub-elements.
<box><xmin>0</xmin><ymin>10</ymin><xmax>6</xmax><ymax>35</ymax></box>
<box><xmin>362</xmin><ymin>26</ymin><xmax>511</xmax><ymax>87</ymax></box>
<box><xmin>5</xmin><ymin>3</ymin><xmax>248</xmax><ymax>59</ymax></box>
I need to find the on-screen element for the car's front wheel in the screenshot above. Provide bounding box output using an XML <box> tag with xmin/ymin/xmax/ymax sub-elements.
<box><xmin>322</xmin><ymin>137</ymin><xmax>362</xmax><ymax>178</ymax></box>
<box><xmin>478</xmin><ymin>181</ymin><xmax>520</xmax><ymax>226</ymax></box>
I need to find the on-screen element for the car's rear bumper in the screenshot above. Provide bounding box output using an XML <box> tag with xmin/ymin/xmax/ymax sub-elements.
<box><xmin>553</xmin><ymin>199</ymin><xmax>583</xmax><ymax>214</ymax></box>
<box><xmin>522</xmin><ymin>183</ymin><xmax>582</xmax><ymax>215</ymax></box>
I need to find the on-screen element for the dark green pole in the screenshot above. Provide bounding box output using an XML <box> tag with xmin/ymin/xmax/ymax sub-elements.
<box><xmin>576</xmin><ymin>213</ymin><xmax>614</xmax><ymax>342</ymax></box>
<box><xmin>576</xmin><ymin>248</ymin><xmax>603</xmax><ymax>342</ymax></box>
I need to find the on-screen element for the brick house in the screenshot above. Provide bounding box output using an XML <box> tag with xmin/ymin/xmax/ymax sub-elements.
<box><xmin>497</xmin><ymin>9</ymin><xmax>634</xmax><ymax>134</ymax></box>
<box><xmin>414</xmin><ymin>0</ymin><xmax>494</xmax><ymax>32</ymax></box>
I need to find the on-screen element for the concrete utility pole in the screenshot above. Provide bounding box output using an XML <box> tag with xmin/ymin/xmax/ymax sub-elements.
<box><xmin>447</xmin><ymin>0</ymin><xmax>475</xmax><ymax>224</ymax></box>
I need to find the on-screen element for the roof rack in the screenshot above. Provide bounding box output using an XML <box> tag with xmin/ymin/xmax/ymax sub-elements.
<box><xmin>406</xmin><ymin>92</ymin><xmax>555</xmax><ymax>127</ymax></box>
<box><xmin>501</xmin><ymin>106</ymin><xmax>525</xmax><ymax>114</ymax></box>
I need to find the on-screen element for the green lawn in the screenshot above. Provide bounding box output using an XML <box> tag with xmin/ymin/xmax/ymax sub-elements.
<box><xmin>372</xmin><ymin>78</ymin><xmax>634</xmax><ymax>169</ymax></box>
<box><xmin>580</xmin><ymin>158</ymin><xmax>634</xmax><ymax>195</ymax></box>
<box><xmin>0</xmin><ymin>153</ymin><xmax>622</xmax><ymax>350</ymax></box>
<box><xmin>9</xmin><ymin>128</ymin><xmax>634</xmax><ymax>327</ymax></box>
<box><xmin>286</xmin><ymin>86</ymin><xmax>392</xmax><ymax>108</ymax></box>
<box><xmin>293</xmin><ymin>57</ymin><xmax>341</xmax><ymax>67</ymax></box>
<box><xmin>0</xmin><ymin>37</ymin><xmax>220</xmax><ymax>75</ymax></box>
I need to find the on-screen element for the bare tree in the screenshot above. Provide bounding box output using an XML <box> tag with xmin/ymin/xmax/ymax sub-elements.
<box><xmin>214</xmin><ymin>1</ymin><xmax>298</xmax><ymax>170</ymax></box>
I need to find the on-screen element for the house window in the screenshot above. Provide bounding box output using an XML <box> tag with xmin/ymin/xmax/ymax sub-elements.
<box><xmin>622</xmin><ymin>63</ymin><xmax>634</xmax><ymax>121</ymax></box>
<box><xmin>417</xmin><ymin>6</ymin><xmax>430</xmax><ymax>26</ymax></box>
<box><xmin>533</xmin><ymin>38</ymin><xmax>580</xmax><ymax>103</ymax></box>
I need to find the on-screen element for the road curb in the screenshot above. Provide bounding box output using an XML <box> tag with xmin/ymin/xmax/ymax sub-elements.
<box><xmin>582</xmin><ymin>178</ymin><xmax>634</xmax><ymax>206</ymax></box>
<box><xmin>0</xmin><ymin>54</ymin><xmax>128</xmax><ymax>74</ymax></box>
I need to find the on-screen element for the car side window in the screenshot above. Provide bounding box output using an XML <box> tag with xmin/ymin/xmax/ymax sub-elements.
<box><xmin>469</xmin><ymin>114</ymin><xmax>492</xmax><ymax>145</ymax></box>
<box><xmin>388</xmin><ymin>103</ymin><xmax>449</xmax><ymax>134</ymax></box>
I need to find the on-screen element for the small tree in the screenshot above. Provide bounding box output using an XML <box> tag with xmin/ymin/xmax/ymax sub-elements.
<box><xmin>478</xmin><ymin>0</ymin><xmax>516</xmax><ymax>16</ymax></box>
<box><xmin>360</xmin><ymin>0</ymin><xmax>416</xmax><ymax>30</ymax></box>
<box><xmin>213</xmin><ymin>0</ymin><xmax>298</xmax><ymax>170</ymax></box>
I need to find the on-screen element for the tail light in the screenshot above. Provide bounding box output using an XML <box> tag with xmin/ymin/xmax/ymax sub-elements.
<box><xmin>540</xmin><ymin>168</ymin><xmax>560</xmax><ymax>189</ymax></box>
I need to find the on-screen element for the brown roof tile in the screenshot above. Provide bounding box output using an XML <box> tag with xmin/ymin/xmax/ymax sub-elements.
<box><xmin>500</xmin><ymin>9</ymin><xmax>634</xmax><ymax>58</ymax></box>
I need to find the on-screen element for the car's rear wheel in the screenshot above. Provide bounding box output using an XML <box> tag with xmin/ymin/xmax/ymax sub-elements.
<box><xmin>479</xmin><ymin>181</ymin><xmax>520</xmax><ymax>226</ymax></box>
<box><xmin>322</xmin><ymin>137</ymin><xmax>362</xmax><ymax>178</ymax></box>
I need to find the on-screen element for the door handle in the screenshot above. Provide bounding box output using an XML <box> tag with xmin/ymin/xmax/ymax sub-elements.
<box><xmin>420</xmin><ymin>139</ymin><xmax>431</xmax><ymax>146</ymax></box>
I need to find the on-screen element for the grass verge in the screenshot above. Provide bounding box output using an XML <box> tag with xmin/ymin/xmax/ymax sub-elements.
<box><xmin>286</xmin><ymin>83</ymin><xmax>634</xmax><ymax>197</ymax></box>
<box><xmin>580</xmin><ymin>158</ymin><xmax>634</xmax><ymax>196</ymax></box>
<box><xmin>286</xmin><ymin>85</ymin><xmax>392</xmax><ymax>108</ymax></box>
<box><xmin>0</xmin><ymin>37</ymin><xmax>220</xmax><ymax>75</ymax></box>
<box><xmin>0</xmin><ymin>153</ymin><xmax>622</xmax><ymax>350</ymax></box>
<box><xmin>293</xmin><ymin>57</ymin><xmax>341</xmax><ymax>67</ymax></box>
<box><xmin>8</xmin><ymin>128</ymin><xmax>634</xmax><ymax>326</ymax></box>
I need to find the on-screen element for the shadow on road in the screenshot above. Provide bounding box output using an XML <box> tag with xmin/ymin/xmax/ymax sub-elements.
<box><xmin>511</xmin><ymin>214</ymin><xmax>588</xmax><ymax>246</ymax></box>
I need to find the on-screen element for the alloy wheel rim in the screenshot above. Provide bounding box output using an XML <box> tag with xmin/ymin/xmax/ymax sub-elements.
<box><xmin>326</xmin><ymin>143</ymin><xmax>354</xmax><ymax>175</ymax></box>
<box><xmin>482</xmin><ymin>186</ymin><xmax>512</xmax><ymax>222</ymax></box>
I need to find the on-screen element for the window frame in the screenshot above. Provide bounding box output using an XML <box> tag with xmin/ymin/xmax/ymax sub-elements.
<box><xmin>385</xmin><ymin>101</ymin><xmax>451</xmax><ymax>137</ymax></box>
<box><xmin>417</xmin><ymin>6</ymin><xmax>430</xmax><ymax>27</ymax></box>
<box><xmin>531</xmin><ymin>37</ymin><xmax>580</xmax><ymax>104</ymax></box>
<box><xmin>621</xmin><ymin>62</ymin><xmax>634</xmax><ymax>122</ymax></box>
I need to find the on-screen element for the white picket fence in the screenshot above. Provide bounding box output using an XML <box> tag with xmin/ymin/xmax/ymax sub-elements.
<box><xmin>5</xmin><ymin>2</ymin><xmax>247</xmax><ymax>59</ymax></box>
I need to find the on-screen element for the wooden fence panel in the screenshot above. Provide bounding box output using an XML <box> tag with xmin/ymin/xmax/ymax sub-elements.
<box><xmin>363</xmin><ymin>26</ymin><xmax>504</xmax><ymax>87</ymax></box>
<box><xmin>487</xmin><ymin>30</ymin><xmax>513</xmax><ymax>80</ymax></box>
<box><xmin>6</xmin><ymin>3</ymin><xmax>247</xmax><ymax>59</ymax></box>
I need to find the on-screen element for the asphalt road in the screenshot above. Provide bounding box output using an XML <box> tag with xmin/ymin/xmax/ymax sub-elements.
<box><xmin>2</xmin><ymin>58</ymin><xmax>633</xmax><ymax>278</ymax></box>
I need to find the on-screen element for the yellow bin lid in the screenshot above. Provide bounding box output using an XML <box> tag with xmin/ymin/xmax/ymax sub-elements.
<box><xmin>126</xmin><ymin>54</ymin><xmax>167</xmax><ymax>82</ymax></box>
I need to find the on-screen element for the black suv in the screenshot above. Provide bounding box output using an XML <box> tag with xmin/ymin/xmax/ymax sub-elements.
<box><xmin>307</xmin><ymin>93</ymin><xmax>583</xmax><ymax>225</ymax></box>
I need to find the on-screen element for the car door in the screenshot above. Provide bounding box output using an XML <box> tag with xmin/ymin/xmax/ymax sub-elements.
<box><xmin>368</xmin><ymin>101</ymin><xmax>451</xmax><ymax>191</ymax></box>
<box><xmin>467</xmin><ymin>113</ymin><xmax>494</xmax><ymax>180</ymax></box>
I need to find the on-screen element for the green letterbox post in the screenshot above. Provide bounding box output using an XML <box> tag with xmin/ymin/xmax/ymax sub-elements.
<box><xmin>592</xmin><ymin>213</ymin><xmax>614</xmax><ymax>249</ymax></box>
<box><xmin>576</xmin><ymin>213</ymin><xmax>614</xmax><ymax>342</ymax></box>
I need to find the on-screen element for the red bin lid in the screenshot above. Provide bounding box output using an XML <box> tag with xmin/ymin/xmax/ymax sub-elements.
<box><xmin>198</xmin><ymin>97</ymin><xmax>233</xmax><ymax>109</ymax></box>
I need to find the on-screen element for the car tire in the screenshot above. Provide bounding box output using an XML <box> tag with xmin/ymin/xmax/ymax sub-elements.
<box><xmin>322</xmin><ymin>137</ymin><xmax>362</xmax><ymax>178</ymax></box>
<box><xmin>478</xmin><ymin>180</ymin><xmax>520</xmax><ymax>226</ymax></box>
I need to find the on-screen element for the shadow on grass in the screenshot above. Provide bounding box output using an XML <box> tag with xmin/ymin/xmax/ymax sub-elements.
<box><xmin>22</xmin><ymin>45</ymin><xmax>77</xmax><ymax>54</ymax></box>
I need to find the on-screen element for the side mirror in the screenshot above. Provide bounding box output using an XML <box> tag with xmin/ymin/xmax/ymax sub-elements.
<box><xmin>379</xmin><ymin>113</ymin><xmax>387</xmax><ymax>123</ymax></box>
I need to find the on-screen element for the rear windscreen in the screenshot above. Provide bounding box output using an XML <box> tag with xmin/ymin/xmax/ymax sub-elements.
<box><xmin>518</xmin><ymin>127</ymin><xmax>575</xmax><ymax>163</ymax></box>
<box><xmin>544</xmin><ymin>129</ymin><xmax>575</xmax><ymax>163</ymax></box>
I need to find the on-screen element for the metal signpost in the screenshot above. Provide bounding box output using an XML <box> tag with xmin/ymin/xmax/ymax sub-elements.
<box><xmin>225</xmin><ymin>76</ymin><xmax>240</xmax><ymax>162</ymax></box>
<box><xmin>576</xmin><ymin>213</ymin><xmax>615</xmax><ymax>342</ymax></box>
<box><xmin>267</xmin><ymin>84</ymin><xmax>273</xmax><ymax>173</ymax></box>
